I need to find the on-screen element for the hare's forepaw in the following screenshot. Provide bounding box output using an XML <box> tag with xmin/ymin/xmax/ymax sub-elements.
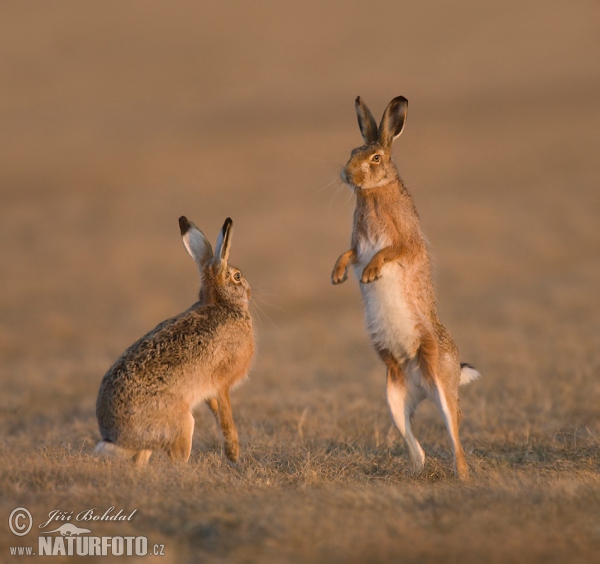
<box><xmin>361</xmin><ymin>263</ymin><xmax>382</xmax><ymax>284</ymax></box>
<box><xmin>331</xmin><ymin>264</ymin><xmax>348</xmax><ymax>285</ymax></box>
<box><xmin>332</xmin><ymin>250</ymin><xmax>356</xmax><ymax>285</ymax></box>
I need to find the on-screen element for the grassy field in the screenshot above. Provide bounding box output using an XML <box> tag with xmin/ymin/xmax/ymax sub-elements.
<box><xmin>2</xmin><ymin>2</ymin><xmax>600</xmax><ymax>562</ymax></box>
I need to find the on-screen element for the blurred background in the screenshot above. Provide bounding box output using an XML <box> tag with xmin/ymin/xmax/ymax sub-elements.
<box><xmin>2</xmin><ymin>0</ymin><xmax>598</xmax><ymax>394</ymax></box>
<box><xmin>3</xmin><ymin>0</ymin><xmax>600</xmax><ymax>446</ymax></box>
<box><xmin>1</xmin><ymin>1</ymin><xmax>599</xmax><ymax>559</ymax></box>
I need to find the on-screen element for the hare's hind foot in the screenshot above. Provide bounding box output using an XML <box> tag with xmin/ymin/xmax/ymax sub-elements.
<box><xmin>94</xmin><ymin>440</ymin><xmax>152</xmax><ymax>467</ymax></box>
<box><xmin>454</xmin><ymin>454</ymin><xmax>470</xmax><ymax>481</ymax></box>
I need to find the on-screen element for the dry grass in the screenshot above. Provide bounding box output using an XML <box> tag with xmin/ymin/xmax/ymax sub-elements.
<box><xmin>2</xmin><ymin>312</ymin><xmax>600</xmax><ymax>563</ymax></box>
<box><xmin>2</xmin><ymin>2</ymin><xmax>600</xmax><ymax>563</ymax></box>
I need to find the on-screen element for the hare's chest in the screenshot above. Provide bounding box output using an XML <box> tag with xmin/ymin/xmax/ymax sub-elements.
<box><xmin>354</xmin><ymin>235</ymin><xmax>389</xmax><ymax>267</ymax></box>
<box><xmin>353</xmin><ymin>238</ymin><xmax>419</xmax><ymax>361</ymax></box>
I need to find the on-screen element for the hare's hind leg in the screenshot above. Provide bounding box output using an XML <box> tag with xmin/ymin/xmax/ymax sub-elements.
<box><xmin>165</xmin><ymin>410</ymin><xmax>195</xmax><ymax>464</ymax></box>
<box><xmin>385</xmin><ymin>357</ymin><xmax>426</xmax><ymax>472</ymax></box>
<box><xmin>417</xmin><ymin>329</ymin><xmax>469</xmax><ymax>480</ymax></box>
<box><xmin>132</xmin><ymin>449</ymin><xmax>152</xmax><ymax>466</ymax></box>
<box><xmin>429</xmin><ymin>380</ymin><xmax>468</xmax><ymax>480</ymax></box>
<box><xmin>216</xmin><ymin>389</ymin><xmax>239</xmax><ymax>462</ymax></box>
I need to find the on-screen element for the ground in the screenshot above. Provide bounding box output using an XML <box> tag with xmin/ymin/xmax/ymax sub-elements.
<box><xmin>1</xmin><ymin>2</ymin><xmax>599</xmax><ymax>562</ymax></box>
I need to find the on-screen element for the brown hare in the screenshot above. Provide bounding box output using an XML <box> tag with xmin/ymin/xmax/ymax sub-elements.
<box><xmin>332</xmin><ymin>96</ymin><xmax>479</xmax><ymax>479</ymax></box>
<box><xmin>95</xmin><ymin>217</ymin><xmax>254</xmax><ymax>465</ymax></box>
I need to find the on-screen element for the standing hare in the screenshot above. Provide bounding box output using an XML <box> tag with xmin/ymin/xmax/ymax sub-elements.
<box><xmin>95</xmin><ymin>217</ymin><xmax>254</xmax><ymax>465</ymax></box>
<box><xmin>332</xmin><ymin>96</ymin><xmax>479</xmax><ymax>479</ymax></box>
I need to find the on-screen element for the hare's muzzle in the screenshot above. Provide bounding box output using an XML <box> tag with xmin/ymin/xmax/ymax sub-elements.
<box><xmin>341</xmin><ymin>164</ymin><xmax>354</xmax><ymax>185</ymax></box>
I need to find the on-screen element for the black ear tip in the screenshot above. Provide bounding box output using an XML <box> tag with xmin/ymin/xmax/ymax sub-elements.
<box><xmin>355</xmin><ymin>96</ymin><xmax>362</xmax><ymax>105</ymax></box>
<box><xmin>179</xmin><ymin>216</ymin><xmax>190</xmax><ymax>235</ymax></box>
<box><xmin>223</xmin><ymin>217</ymin><xmax>233</xmax><ymax>230</ymax></box>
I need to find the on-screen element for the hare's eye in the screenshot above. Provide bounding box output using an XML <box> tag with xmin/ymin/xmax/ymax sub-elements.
<box><xmin>233</xmin><ymin>272</ymin><xmax>242</xmax><ymax>283</ymax></box>
<box><xmin>371</xmin><ymin>154</ymin><xmax>381</xmax><ymax>163</ymax></box>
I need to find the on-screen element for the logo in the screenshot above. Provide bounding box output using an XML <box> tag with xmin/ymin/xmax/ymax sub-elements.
<box><xmin>45</xmin><ymin>524</ymin><xmax>92</xmax><ymax>536</ymax></box>
<box><xmin>38</xmin><ymin>528</ymin><xmax>150</xmax><ymax>557</ymax></box>
<box><xmin>8</xmin><ymin>506</ymin><xmax>166</xmax><ymax>557</ymax></box>
<box><xmin>8</xmin><ymin>508</ymin><xmax>32</xmax><ymax>537</ymax></box>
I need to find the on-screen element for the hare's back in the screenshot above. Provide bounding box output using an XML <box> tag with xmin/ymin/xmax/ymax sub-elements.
<box><xmin>98</xmin><ymin>305</ymin><xmax>238</xmax><ymax>398</ymax></box>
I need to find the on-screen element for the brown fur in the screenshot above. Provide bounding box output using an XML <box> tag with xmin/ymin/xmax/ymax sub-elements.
<box><xmin>332</xmin><ymin>96</ymin><xmax>478</xmax><ymax>479</ymax></box>
<box><xmin>95</xmin><ymin>217</ymin><xmax>254</xmax><ymax>465</ymax></box>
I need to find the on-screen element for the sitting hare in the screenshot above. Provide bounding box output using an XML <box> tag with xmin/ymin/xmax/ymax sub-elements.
<box><xmin>332</xmin><ymin>96</ymin><xmax>479</xmax><ymax>479</ymax></box>
<box><xmin>95</xmin><ymin>217</ymin><xmax>254</xmax><ymax>465</ymax></box>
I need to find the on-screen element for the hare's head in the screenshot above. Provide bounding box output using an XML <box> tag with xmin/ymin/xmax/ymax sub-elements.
<box><xmin>179</xmin><ymin>216</ymin><xmax>251</xmax><ymax>307</ymax></box>
<box><xmin>341</xmin><ymin>96</ymin><xmax>408</xmax><ymax>191</ymax></box>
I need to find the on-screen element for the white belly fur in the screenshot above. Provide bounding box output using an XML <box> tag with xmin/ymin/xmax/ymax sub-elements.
<box><xmin>354</xmin><ymin>241</ymin><xmax>420</xmax><ymax>362</ymax></box>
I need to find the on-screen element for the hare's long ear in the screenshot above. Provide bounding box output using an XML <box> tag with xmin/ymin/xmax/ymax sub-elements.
<box><xmin>214</xmin><ymin>218</ymin><xmax>233</xmax><ymax>268</ymax></box>
<box><xmin>179</xmin><ymin>216</ymin><xmax>213</xmax><ymax>268</ymax></box>
<box><xmin>355</xmin><ymin>96</ymin><xmax>378</xmax><ymax>144</ymax></box>
<box><xmin>378</xmin><ymin>96</ymin><xmax>408</xmax><ymax>150</ymax></box>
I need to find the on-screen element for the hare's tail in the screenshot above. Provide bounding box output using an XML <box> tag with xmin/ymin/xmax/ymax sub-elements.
<box><xmin>94</xmin><ymin>439</ymin><xmax>119</xmax><ymax>456</ymax></box>
<box><xmin>459</xmin><ymin>363</ymin><xmax>481</xmax><ymax>386</ymax></box>
<box><xmin>94</xmin><ymin>440</ymin><xmax>152</xmax><ymax>466</ymax></box>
